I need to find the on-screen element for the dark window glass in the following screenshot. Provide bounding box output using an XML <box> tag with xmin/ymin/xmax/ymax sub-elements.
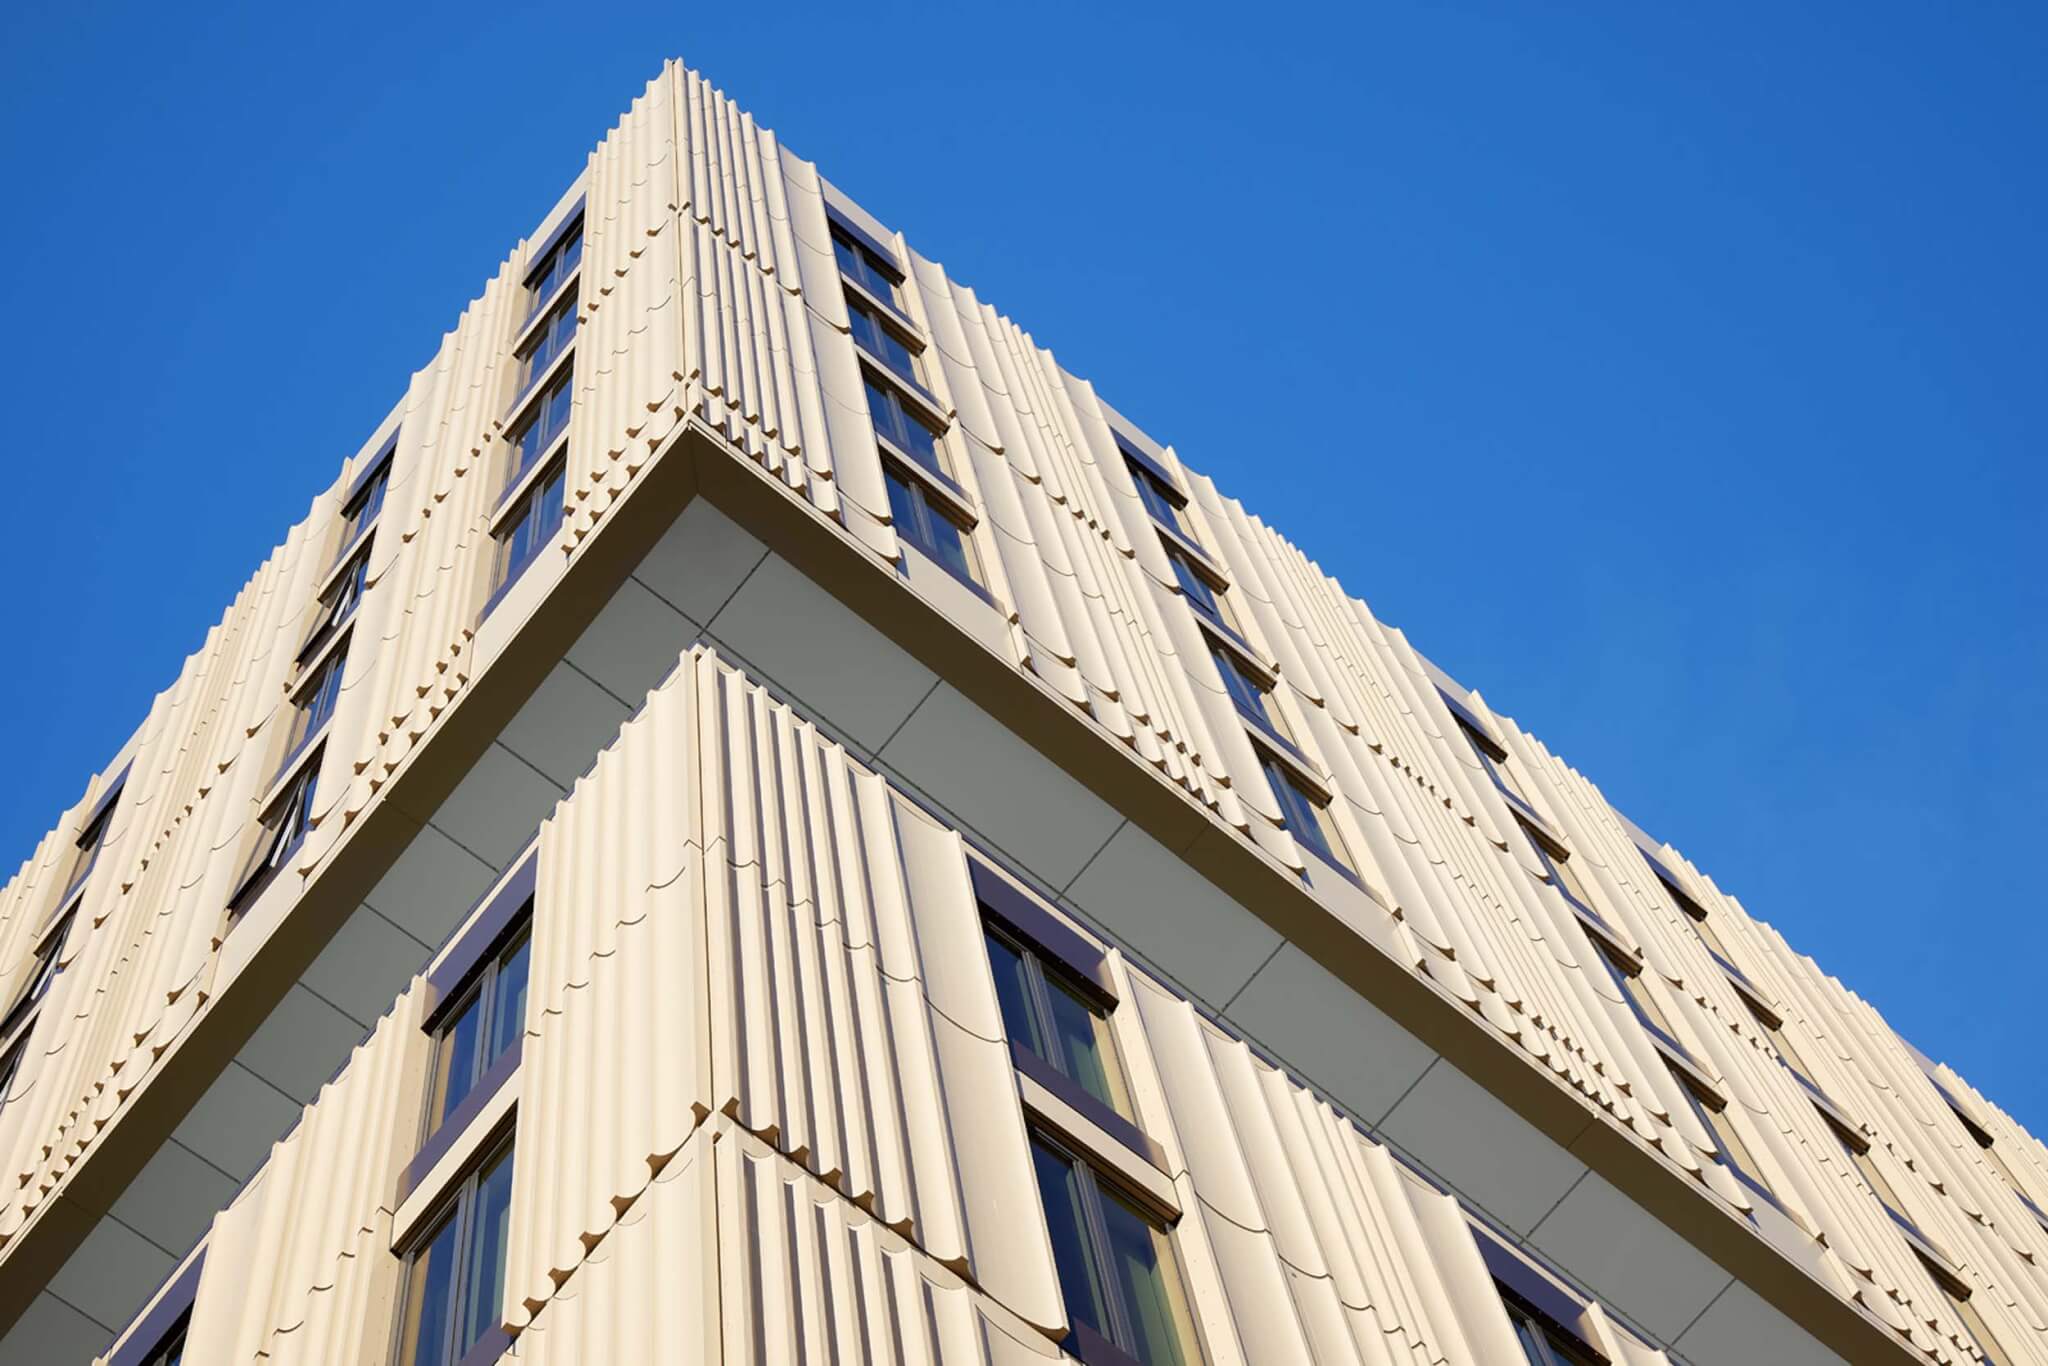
<box><xmin>495</xmin><ymin>462</ymin><xmax>567</xmax><ymax>592</ymax></box>
<box><xmin>864</xmin><ymin>373</ymin><xmax>945</xmax><ymax>474</ymax></box>
<box><xmin>287</xmin><ymin>640</ymin><xmax>348</xmax><ymax>757</ymax></box>
<box><xmin>846</xmin><ymin>296</ymin><xmax>923</xmax><ymax>387</ymax></box>
<box><xmin>507</xmin><ymin>371</ymin><xmax>574</xmax><ymax>489</ymax></box>
<box><xmin>140</xmin><ymin>1314</ymin><xmax>190</xmax><ymax>1366</ymax></box>
<box><xmin>1260</xmin><ymin>753</ymin><xmax>1347</xmax><ymax>871</ymax></box>
<box><xmin>985</xmin><ymin>923</ymin><xmax>1128</xmax><ymax>1116</ymax></box>
<box><xmin>232</xmin><ymin>752</ymin><xmax>321</xmax><ymax>909</ymax></box>
<box><xmin>831</xmin><ymin>225</ymin><xmax>901</xmax><ymax>304</ymax></box>
<box><xmin>1503</xmin><ymin>1298</ymin><xmax>1600</xmax><ymax>1366</ymax></box>
<box><xmin>429</xmin><ymin>924</ymin><xmax>531</xmax><ymax>1128</ymax></box>
<box><xmin>1168</xmin><ymin>551</ymin><xmax>1236</xmax><ymax>632</ymax></box>
<box><xmin>337</xmin><ymin>460</ymin><xmax>391</xmax><ymax>560</ymax></box>
<box><xmin>519</xmin><ymin>295</ymin><xmax>579</xmax><ymax>389</ymax></box>
<box><xmin>61</xmin><ymin>795</ymin><xmax>118</xmax><ymax>898</ymax></box>
<box><xmin>883</xmin><ymin>465</ymin><xmax>980</xmax><ymax>588</ymax></box>
<box><xmin>303</xmin><ymin>547</ymin><xmax>372</xmax><ymax>662</ymax></box>
<box><xmin>524</xmin><ymin>216</ymin><xmax>584</xmax><ymax>313</ymax></box>
<box><xmin>0</xmin><ymin>1038</ymin><xmax>25</xmax><ymax>1112</ymax></box>
<box><xmin>1212</xmin><ymin>645</ymin><xmax>1277</xmax><ymax>730</ymax></box>
<box><xmin>1031</xmin><ymin>1135</ymin><xmax>1198</xmax><ymax>1365</ymax></box>
<box><xmin>1</xmin><ymin>913</ymin><xmax>72</xmax><ymax>1041</ymax></box>
<box><xmin>399</xmin><ymin>1138</ymin><xmax>516</xmax><ymax>1366</ymax></box>
<box><xmin>1126</xmin><ymin>456</ymin><xmax>1188</xmax><ymax>535</ymax></box>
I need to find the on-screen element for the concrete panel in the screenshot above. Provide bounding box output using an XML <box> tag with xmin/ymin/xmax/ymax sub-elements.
<box><xmin>364</xmin><ymin>822</ymin><xmax>501</xmax><ymax>948</ymax></box>
<box><xmin>1377</xmin><ymin>1062</ymin><xmax>1587</xmax><ymax>1235</ymax></box>
<box><xmin>170</xmin><ymin>1062</ymin><xmax>302</xmax><ymax>1181</ymax></box>
<box><xmin>1675</xmin><ymin>1280</ymin><xmax>1848</xmax><ymax>1366</ymax></box>
<box><xmin>0</xmin><ymin>1292</ymin><xmax>107</xmax><ymax>1365</ymax></box>
<box><xmin>1527</xmin><ymin>1171</ymin><xmax>1731</xmax><ymax>1343</ymax></box>
<box><xmin>426</xmin><ymin>742</ymin><xmax>564</xmax><ymax>874</ymax></box>
<box><xmin>106</xmin><ymin>1141</ymin><xmax>237</xmax><ymax>1258</ymax></box>
<box><xmin>881</xmin><ymin>684</ymin><xmax>1120</xmax><ymax>890</ymax></box>
<box><xmin>236</xmin><ymin>984</ymin><xmax>366</xmax><ymax>1105</ymax></box>
<box><xmin>1225</xmin><ymin>944</ymin><xmax>1437</xmax><ymax>1125</ymax></box>
<box><xmin>566</xmin><ymin>576</ymin><xmax>697</xmax><ymax>707</ymax></box>
<box><xmin>632</xmin><ymin>498</ymin><xmax>767</xmax><ymax>624</ymax></box>
<box><xmin>47</xmin><ymin>1219</ymin><xmax>173</xmax><ymax>1340</ymax></box>
<box><xmin>302</xmin><ymin>905</ymin><xmax>431</xmax><ymax>1027</ymax></box>
<box><xmin>499</xmin><ymin>660</ymin><xmax>633</xmax><ymax>790</ymax></box>
<box><xmin>1062</xmin><ymin>823</ymin><xmax>1280</xmax><ymax>1007</ymax></box>
<box><xmin>709</xmin><ymin>554</ymin><xmax>936</xmax><ymax>752</ymax></box>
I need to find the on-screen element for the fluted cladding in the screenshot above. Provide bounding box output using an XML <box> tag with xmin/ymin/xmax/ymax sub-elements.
<box><xmin>1502</xmin><ymin>720</ymin><xmax>2044</xmax><ymax>1365</ymax></box>
<box><xmin>508</xmin><ymin>647</ymin><xmax>1065</xmax><ymax>1339</ymax></box>
<box><xmin>167</xmin><ymin>984</ymin><xmax>428</xmax><ymax>1366</ymax></box>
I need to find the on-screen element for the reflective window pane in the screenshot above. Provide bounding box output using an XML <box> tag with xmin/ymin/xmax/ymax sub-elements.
<box><xmin>486</xmin><ymin>934</ymin><xmax>530</xmax><ymax>1063</ymax></box>
<box><xmin>398</xmin><ymin>1208</ymin><xmax>461</xmax><ymax>1366</ymax></box>
<box><xmin>1047</xmin><ymin>976</ymin><xmax>1128</xmax><ymax>1114</ymax></box>
<box><xmin>1032</xmin><ymin>1140</ymin><xmax>1108</xmax><ymax>1342</ymax></box>
<box><xmin>1101</xmin><ymin>1189</ymin><xmax>1195</xmax><ymax>1366</ymax></box>
<box><xmin>432</xmin><ymin>989</ymin><xmax>485</xmax><ymax>1125</ymax></box>
<box><xmin>460</xmin><ymin>1148</ymin><xmax>516</xmax><ymax>1355</ymax></box>
<box><xmin>985</xmin><ymin>930</ymin><xmax>1038</xmax><ymax>1055</ymax></box>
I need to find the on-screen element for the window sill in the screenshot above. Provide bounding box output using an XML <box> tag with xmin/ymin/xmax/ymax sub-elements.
<box><xmin>515</xmin><ymin>263</ymin><xmax>581</xmax><ymax>344</ymax></box>
<box><xmin>497</xmin><ymin>337</ymin><xmax>577</xmax><ymax>440</ymax></box>
<box><xmin>490</xmin><ymin>431</ymin><xmax>571</xmax><ymax>532</ymax></box>
<box><xmin>1014</xmin><ymin>1045</ymin><xmax>1176</xmax><ymax>1215</ymax></box>
<box><xmin>851</xmin><ymin>339</ymin><xmax>942</xmax><ymax>413</ymax></box>
<box><xmin>393</xmin><ymin>1048</ymin><xmax>521</xmax><ymax>1244</ymax></box>
<box><xmin>838</xmin><ymin>268</ymin><xmax>919</xmax><ymax>337</ymax></box>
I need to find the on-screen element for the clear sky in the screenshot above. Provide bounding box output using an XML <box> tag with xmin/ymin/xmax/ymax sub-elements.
<box><xmin>2</xmin><ymin>4</ymin><xmax>2042</xmax><ymax>1125</ymax></box>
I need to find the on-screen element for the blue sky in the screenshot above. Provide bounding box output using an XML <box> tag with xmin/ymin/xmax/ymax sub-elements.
<box><xmin>2</xmin><ymin>4</ymin><xmax>2042</xmax><ymax>1124</ymax></box>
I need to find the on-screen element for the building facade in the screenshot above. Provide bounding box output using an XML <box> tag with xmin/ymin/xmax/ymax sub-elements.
<box><xmin>0</xmin><ymin>59</ymin><xmax>2041</xmax><ymax>1366</ymax></box>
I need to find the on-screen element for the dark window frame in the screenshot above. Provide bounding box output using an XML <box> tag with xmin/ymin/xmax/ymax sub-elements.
<box><xmin>58</xmin><ymin>791</ymin><xmax>119</xmax><ymax>906</ymax></box>
<box><xmin>333</xmin><ymin>448</ymin><xmax>394</xmax><ymax>568</ymax></box>
<box><xmin>1125</xmin><ymin>454</ymin><xmax>1191</xmax><ymax>536</ymax></box>
<box><xmin>228</xmin><ymin>747</ymin><xmax>322</xmax><ymax>918</ymax></box>
<box><xmin>829</xmin><ymin>219</ymin><xmax>905</xmax><ymax>305</ymax></box>
<box><xmin>845</xmin><ymin>292</ymin><xmax>928</xmax><ymax>393</ymax></box>
<box><xmin>516</xmin><ymin>293</ymin><xmax>578</xmax><ymax>393</ymax></box>
<box><xmin>1031</xmin><ymin>1127</ymin><xmax>1203</xmax><ymax>1366</ymax></box>
<box><xmin>299</xmin><ymin>542</ymin><xmax>373</xmax><ymax>665</ymax></box>
<box><xmin>1</xmin><ymin>910</ymin><xmax>75</xmax><ymax>1044</ymax></box>
<box><xmin>1502</xmin><ymin>1292</ymin><xmax>1605</xmax><ymax>1366</ymax></box>
<box><xmin>423</xmin><ymin>919</ymin><xmax>531</xmax><ymax>1139</ymax></box>
<box><xmin>1256</xmin><ymin>748</ymin><xmax>1352</xmax><ymax>876</ymax></box>
<box><xmin>881</xmin><ymin>457</ymin><xmax>986</xmax><ymax>596</ymax></box>
<box><xmin>487</xmin><ymin>457</ymin><xmax>568</xmax><ymax>611</ymax></box>
<box><xmin>279</xmin><ymin>633</ymin><xmax>349</xmax><ymax>779</ymax></box>
<box><xmin>1670</xmin><ymin>1064</ymin><xmax>1784</xmax><ymax>1217</ymax></box>
<box><xmin>987</xmin><ymin>919</ymin><xmax>1132</xmax><ymax>1121</ymax></box>
<box><xmin>863</xmin><ymin>367</ymin><xmax>949</xmax><ymax>478</ymax></box>
<box><xmin>392</xmin><ymin>1127</ymin><xmax>518</xmax><ymax>1366</ymax></box>
<box><xmin>104</xmin><ymin>1249</ymin><xmax>206</xmax><ymax>1366</ymax></box>
<box><xmin>522</xmin><ymin>211</ymin><xmax>584</xmax><ymax>319</ymax></box>
<box><xmin>501</xmin><ymin>367</ymin><xmax>574</xmax><ymax>499</ymax></box>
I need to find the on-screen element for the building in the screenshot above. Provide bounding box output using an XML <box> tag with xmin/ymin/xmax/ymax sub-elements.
<box><xmin>0</xmin><ymin>58</ymin><xmax>2041</xmax><ymax>1366</ymax></box>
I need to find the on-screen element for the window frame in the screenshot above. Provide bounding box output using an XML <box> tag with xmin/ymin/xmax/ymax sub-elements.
<box><xmin>521</xmin><ymin>211</ymin><xmax>584</xmax><ymax>322</ymax></box>
<box><xmin>1124</xmin><ymin>452</ymin><xmax>1191</xmax><ymax>537</ymax></box>
<box><xmin>829</xmin><ymin>219</ymin><xmax>906</xmax><ymax>307</ymax></box>
<box><xmin>332</xmin><ymin>447</ymin><xmax>393</xmax><ymax>569</ymax></box>
<box><xmin>103</xmin><ymin>1248</ymin><xmax>205</xmax><ymax>1366</ymax></box>
<box><xmin>500</xmin><ymin>366</ymin><xmax>574</xmax><ymax>503</ymax></box>
<box><xmin>279</xmin><ymin>632</ymin><xmax>349</xmax><ymax>778</ymax></box>
<box><xmin>423</xmin><ymin>920</ymin><xmax>532</xmax><ymax>1142</ymax></box>
<box><xmin>228</xmin><ymin>746</ymin><xmax>322</xmax><ymax>917</ymax></box>
<box><xmin>863</xmin><ymin>366</ymin><xmax>951</xmax><ymax>479</ymax></box>
<box><xmin>1502</xmin><ymin>1294</ymin><xmax>1604</xmax><ymax>1366</ymax></box>
<box><xmin>881</xmin><ymin>456</ymin><xmax>987</xmax><ymax>595</ymax></box>
<box><xmin>0</xmin><ymin>910</ymin><xmax>74</xmax><ymax>1044</ymax></box>
<box><xmin>1670</xmin><ymin>1064</ymin><xmax>1784</xmax><ymax>1216</ymax></box>
<box><xmin>986</xmin><ymin>917</ymin><xmax>1133</xmax><ymax>1123</ymax></box>
<box><xmin>486</xmin><ymin>456</ymin><xmax>567</xmax><ymax>609</ymax></box>
<box><xmin>1256</xmin><ymin>747</ymin><xmax>1353</xmax><ymax>876</ymax></box>
<box><xmin>845</xmin><ymin>292</ymin><xmax>929</xmax><ymax>393</ymax></box>
<box><xmin>1031</xmin><ymin>1127</ymin><xmax>1204</xmax><ymax>1366</ymax></box>
<box><xmin>299</xmin><ymin>541</ymin><xmax>373</xmax><ymax>665</ymax></box>
<box><xmin>391</xmin><ymin>1127</ymin><xmax>518</xmax><ymax>1366</ymax></box>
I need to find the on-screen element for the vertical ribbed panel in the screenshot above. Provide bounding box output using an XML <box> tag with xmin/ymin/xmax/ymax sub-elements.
<box><xmin>508</xmin><ymin>647</ymin><xmax>1062</xmax><ymax>1339</ymax></box>
<box><xmin>181</xmin><ymin>984</ymin><xmax>428</xmax><ymax>1364</ymax></box>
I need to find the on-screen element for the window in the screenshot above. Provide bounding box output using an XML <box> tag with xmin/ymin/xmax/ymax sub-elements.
<box><xmin>137</xmin><ymin>1313</ymin><xmax>188</xmax><ymax>1366</ymax></box>
<box><xmin>61</xmin><ymin>794</ymin><xmax>118</xmax><ymax>899</ymax></box>
<box><xmin>518</xmin><ymin>295</ymin><xmax>578</xmax><ymax>389</ymax></box>
<box><xmin>1125</xmin><ymin>455</ymin><xmax>1190</xmax><ymax>537</ymax></box>
<box><xmin>986</xmin><ymin>923</ymin><xmax>1129</xmax><ymax>1118</ymax></box>
<box><xmin>286</xmin><ymin>639</ymin><xmax>347</xmax><ymax>759</ymax></box>
<box><xmin>303</xmin><ymin>544</ymin><xmax>372</xmax><ymax>661</ymax></box>
<box><xmin>863</xmin><ymin>372</ymin><xmax>945</xmax><ymax>475</ymax></box>
<box><xmin>494</xmin><ymin>461</ymin><xmax>566</xmax><ymax>592</ymax></box>
<box><xmin>1826</xmin><ymin>1115</ymin><xmax>1920</xmax><ymax>1232</ymax></box>
<box><xmin>1672</xmin><ymin>1067</ymin><xmax>1776</xmax><ymax>1208</ymax></box>
<box><xmin>846</xmin><ymin>295</ymin><xmax>923</xmax><ymax>388</ymax></box>
<box><xmin>882</xmin><ymin>463</ymin><xmax>980</xmax><ymax>587</ymax></box>
<box><xmin>1920</xmin><ymin>1256</ymin><xmax>2005</xmax><ymax>1365</ymax></box>
<box><xmin>524</xmin><ymin>215</ymin><xmax>583</xmax><ymax>312</ymax></box>
<box><xmin>506</xmin><ymin>369</ymin><xmax>573</xmax><ymax>491</ymax></box>
<box><xmin>1212</xmin><ymin>644</ymin><xmax>1281</xmax><ymax>734</ymax></box>
<box><xmin>831</xmin><ymin>223</ymin><xmax>901</xmax><ymax>305</ymax></box>
<box><xmin>1032</xmin><ymin>1133</ymin><xmax>1200</xmax><ymax>1366</ymax></box>
<box><xmin>336</xmin><ymin>457</ymin><xmax>391</xmax><ymax>560</ymax></box>
<box><xmin>1595</xmin><ymin>940</ymin><xmax>1686</xmax><ymax>1053</ymax></box>
<box><xmin>396</xmin><ymin>1135</ymin><xmax>516</xmax><ymax>1366</ymax></box>
<box><xmin>1259</xmin><ymin>752</ymin><xmax>1348</xmax><ymax>871</ymax></box>
<box><xmin>1</xmin><ymin>912</ymin><xmax>73</xmax><ymax>1042</ymax></box>
<box><xmin>0</xmin><ymin>1037</ymin><xmax>24</xmax><ymax>1112</ymax></box>
<box><xmin>428</xmin><ymin>925</ymin><xmax>531</xmax><ymax>1131</ymax></box>
<box><xmin>1503</xmin><ymin>1296</ymin><xmax>1601</xmax><ymax>1366</ymax></box>
<box><xmin>1167</xmin><ymin>550</ymin><xmax>1238</xmax><ymax>634</ymax></box>
<box><xmin>230</xmin><ymin>751</ymin><xmax>320</xmax><ymax>911</ymax></box>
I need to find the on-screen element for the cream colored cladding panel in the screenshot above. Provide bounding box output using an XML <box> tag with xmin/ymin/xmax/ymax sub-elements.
<box><xmin>1504</xmin><ymin>723</ymin><xmax>2048</xmax><ymax>1364</ymax></box>
<box><xmin>509</xmin><ymin>647</ymin><xmax>1064</xmax><ymax>1339</ymax></box>
<box><xmin>175</xmin><ymin>984</ymin><xmax>429</xmax><ymax>1366</ymax></box>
